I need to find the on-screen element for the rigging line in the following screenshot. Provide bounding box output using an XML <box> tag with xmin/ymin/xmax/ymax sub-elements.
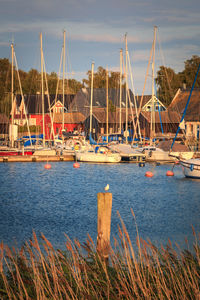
<box><xmin>171</xmin><ymin>63</ymin><xmax>200</xmax><ymax>150</ymax></box>
<box><xmin>13</xmin><ymin>50</ymin><xmax>32</xmax><ymax>146</ymax></box>
<box><xmin>127</xmin><ymin>51</ymin><xmax>142</xmax><ymax>142</ymax></box>
<box><xmin>42</xmin><ymin>51</ymin><xmax>55</xmax><ymax>141</ymax></box>
<box><xmin>133</xmin><ymin>41</ymin><xmax>154</xmax><ymax>141</ymax></box>
<box><xmin>154</xmin><ymin>80</ymin><xmax>164</xmax><ymax>135</ymax></box>
<box><xmin>121</xmin><ymin>53</ymin><xmax>137</xmax><ymax>140</ymax></box>
<box><xmin>157</xmin><ymin>30</ymin><xmax>174</xmax><ymax>99</ymax></box>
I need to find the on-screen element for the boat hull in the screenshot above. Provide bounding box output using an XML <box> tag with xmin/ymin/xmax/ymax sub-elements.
<box><xmin>75</xmin><ymin>152</ymin><xmax>121</xmax><ymax>163</ymax></box>
<box><xmin>180</xmin><ymin>159</ymin><xmax>200</xmax><ymax>179</ymax></box>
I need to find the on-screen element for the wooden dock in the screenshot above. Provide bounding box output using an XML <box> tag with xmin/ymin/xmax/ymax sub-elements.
<box><xmin>0</xmin><ymin>154</ymin><xmax>75</xmax><ymax>163</ymax></box>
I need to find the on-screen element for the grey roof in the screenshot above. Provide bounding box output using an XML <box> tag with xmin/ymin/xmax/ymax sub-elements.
<box><xmin>15</xmin><ymin>94</ymin><xmax>75</xmax><ymax>114</ymax></box>
<box><xmin>69</xmin><ymin>88</ymin><xmax>135</xmax><ymax>115</ymax></box>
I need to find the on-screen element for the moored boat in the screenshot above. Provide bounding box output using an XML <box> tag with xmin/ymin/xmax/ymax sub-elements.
<box><xmin>75</xmin><ymin>145</ymin><xmax>121</xmax><ymax>163</ymax></box>
<box><xmin>109</xmin><ymin>143</ymin><xmax>146</xmax><ymax>163</ymax></box>
<box><xmin>179</xmin><ymin>158</ymin><xmax>200</xmax><ymax>179</ymax></box>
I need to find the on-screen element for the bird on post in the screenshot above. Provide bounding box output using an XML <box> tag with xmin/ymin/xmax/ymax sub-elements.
<box><xmin>104</xmin><ymin>184</ymin><xmax>109</xmax><ymax>192</ymax></box>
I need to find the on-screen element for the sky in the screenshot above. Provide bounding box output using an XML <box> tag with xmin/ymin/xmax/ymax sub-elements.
<box><xmin>0</xmin><ymin>0</ymin><xmax>200</xmax><ymax>94</ymax></box>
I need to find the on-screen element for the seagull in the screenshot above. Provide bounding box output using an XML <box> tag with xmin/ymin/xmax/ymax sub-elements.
<box><xmin>104</xmin><ymin>184</ymin><xmax>109</xmax><ymax>191</ymax></box>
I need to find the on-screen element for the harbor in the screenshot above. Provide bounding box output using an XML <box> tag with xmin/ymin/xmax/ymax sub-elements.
<box><xmin>0</xmin><ymin>161</ymin><xmax>199</xmax><ymax>252</ymax></box>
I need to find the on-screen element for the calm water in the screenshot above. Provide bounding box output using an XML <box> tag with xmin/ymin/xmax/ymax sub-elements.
<box><xmin>0</xmin><ymin>161</ymin><xmax>200</xmax><ymax>251</ymax></box>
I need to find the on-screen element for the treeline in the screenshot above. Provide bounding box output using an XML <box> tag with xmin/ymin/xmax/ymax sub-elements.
<box><xmin>156</xmin><ymin>55</ymin><xmax>200</xmax><ymax>106</ymax></box>
<box><xmin>0</xmin><ymin>55</ymin><xmax>200</xmax><ymax>114</ymax></box>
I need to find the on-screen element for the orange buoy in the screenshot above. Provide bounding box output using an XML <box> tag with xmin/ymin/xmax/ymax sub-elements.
<box><xmin>73</xmin><ymin>162</ymin><xmax>80</xmax><ymax>168</ymax></box>
<box><xmin>44</xmin><ymin>163</ymin><xmax>51</xmax><ymax>169</ymax></box>
<box><xmin>145</xmin><ymin>171</ymin><xmax>154</xmax><ymax>177</ymax></box>
<box><xmin>166</xmin><ymin>170</ymin><xmax>174</xmax><ymax>176</ymax></box>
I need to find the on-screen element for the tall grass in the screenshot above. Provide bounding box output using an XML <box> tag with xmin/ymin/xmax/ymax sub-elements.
<box><xmin>0</xmin><ymin>219</ymin><xmax>200</xmax><ymax>299</ymax></box>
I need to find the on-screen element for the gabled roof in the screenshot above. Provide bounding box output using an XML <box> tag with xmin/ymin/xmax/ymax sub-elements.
<box><xmin>168</xmin><ymin>88</ymin><xmax>200</xmax><ymax>121</ymax></box>
<box><xmin>136</xmin><ymin>95</ymin><xmax>152</xmax><ymax>108</ymax></box>
<box><xmin>53</xmin><ymin>112</ymin><xmax>86</xmax><ymax>124</ymax></box>
<box><xmin>15</xmin><ymin>94</ymin><xmax>75</xmax><ymax>114</ymax></box>
<box><xmin>85</xmin><ymin>108</ymin><xmax>133</xmax><ymax>124</ymax></box>
<box><xmin>69</xmin><ymin>88</ymin><xmax>135</xmax><ymax>115</ymax></box>
<box><xmin>140</xmin><ymin>111</ymin><xmax>180</xmax><ymax>124</ymax></box>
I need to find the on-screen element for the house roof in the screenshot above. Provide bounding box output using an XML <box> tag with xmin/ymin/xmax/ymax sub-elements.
<box><xmin>69</xmin><ymin>88</ymin><xmax>135</xmax><ymax>115</ymax></box>
<box><xmin>168</xmin><ymin>88</ymin><xmax>200</xmax><ymax>121</ymax></box>
<box><xmin>53</xmin><ymin>112</ymin><xmax>86</xmax><ymax>124</ymax></box>
<box><xmin>15</xmin><ymin>94</ymin><xmax>75</xmax><ymax>114</ymax></box>
<box><xmin>84</xmin><ymin>108</ymin><xmax>134</xmax><ymax>124</ymax></box>
<box><xmin>136</xmin><ymin>95</ymin><xmax>152</xmax><ymax>108</ymax></box>
<box><xmin>0</xmin><ymin>113</ymin><xmax>9</xmax><ymax>124</ymax></box>
<box><xmin>140</xmin><ymin>111</ymin><xmax>181</xmax><ymax>124</ymax></box>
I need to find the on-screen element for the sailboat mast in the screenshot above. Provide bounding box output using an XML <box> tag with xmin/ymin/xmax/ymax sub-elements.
<box><xmin>89</xmin><ymin>62</ymin><xmax>94</xmax><ymax>135</ymax></box>
<box><xmin>40</xmin><ymin>33</ymin><xmax>45</xmax><ymax>147</ymax></box>
<box><xmin>119</xmin><ymin>49</ymin><xmax>123</xmax><ymax>134</ymax></box>
<box><xmin>62</xmin><ymin>30</ymin><xmax>66</xmax><ymax>132</ymax></box>
<box><xmin>11</xmin><ymin>43</ymin><xmax>14</xmax><ymax>147</ymax></box>
<box><xmin>106</xmin><ymin>68</ymin><xmax>109</xmax><ymax>143</ymax></box>
<box><xmin>125</xmin><ymin>33</ymin><xmax>128</xmax><ymax>144</ymax></box>
<box><xmin>151</xmin><ymin>26</ymin><xmax>157</xmax><ymax>143</ymax></box>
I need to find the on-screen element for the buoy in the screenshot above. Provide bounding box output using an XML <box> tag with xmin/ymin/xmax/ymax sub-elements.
<box><xmin>44</xmin><ymin>163</ymin><xmax>51</xmax><ymax>169</ymax></box>
<box><xmin>139</xmin><ymin>162</ymin><xmax>145</xmax><ymax>167</ymax></box>
<box><xmin>166</xmin><ymin>170</ymin><xmax>174</xmax><ymax>176</ymax></box>
<box><xmin>73</xmin><ymin>162</ymin><xmax>80</xmax><ymax>168</ymax></box>
<box><xmin>145</xmin><ymin>171</ymin><xmax>154</xmax><ymax>177</ymax></box>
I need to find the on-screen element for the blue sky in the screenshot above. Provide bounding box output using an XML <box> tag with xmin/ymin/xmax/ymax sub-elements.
<box><xmin>0</xmin><ymin>0</ymin><xmax>200</xmax><ymax>94</ymax></box>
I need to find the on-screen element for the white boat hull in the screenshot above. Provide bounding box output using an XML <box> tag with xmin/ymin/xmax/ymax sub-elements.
<box><xmin>75</xmin><ymin>151</ymin><xmax>121</xmax><ymax>163</ymax></box>
<box><xmin>180</xmin><ymin>159</ymin><xmax>200</xmax><ymax>179</ymax></box>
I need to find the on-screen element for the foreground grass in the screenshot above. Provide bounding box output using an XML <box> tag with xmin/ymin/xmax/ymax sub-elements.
<box><xmin>0</xmin><ymin>218</ymin><xmax>200</xmax><ymax>299</ymax></box>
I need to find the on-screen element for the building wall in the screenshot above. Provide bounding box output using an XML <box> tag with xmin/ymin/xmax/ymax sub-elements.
<box><xmin>186</xmin><ymin>122</ymin><xmax>200</xmax><ymax>140</ymax></box>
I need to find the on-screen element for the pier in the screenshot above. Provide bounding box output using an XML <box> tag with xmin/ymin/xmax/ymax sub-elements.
<box><xmin>0</xmin><ymin>154</ymin><xmax>74</xmax><ymax>163</ymax></box>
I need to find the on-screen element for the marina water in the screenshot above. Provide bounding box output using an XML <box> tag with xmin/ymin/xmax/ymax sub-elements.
<box><xmin>0</xmin><ymin>161</ymin><xmax>200</xmax><ymax>251</ymax></box>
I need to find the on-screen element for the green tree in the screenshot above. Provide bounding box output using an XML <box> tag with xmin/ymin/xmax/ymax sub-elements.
<box><xmin>83</xmin><ymin>66</ymin><xmax>125</xmax><ymax>89</ymax></box>
<box><xmin>156</xmin><ymin>66</ymin><xmax>181</xmax><ymax>106</ymax></box>
<box><xmin>156</xmin><ymin>55</ymin><xmax>200</xmax><ymax>107</ymax></box>
<box><xmin>179</xmin><ymin>55</ymin><xmax>200</xmax><ymax>87</ymax></box>
<box><xmin>0</xmin><ymin>58</ymin><xmax>12</xmax><ymax>115</ymax></box>
<box><xmin>23</xmin><ymin>69</ymin><xmax>40</xmax><ymax>94</ymax></box>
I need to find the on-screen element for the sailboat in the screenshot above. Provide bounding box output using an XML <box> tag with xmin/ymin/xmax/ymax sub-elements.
<box><xmin>173</xmin><ymin>64</ymin><xmax>200</xmax><ymax>178</ymax></box>
<box><xmin>0</xmin><ymin>43</ymin><xmax>35</xmax><ymax>156</ymax></box>
<box><xmin>33</xmin><ymin>33</ymin><xmax>56</xmax><ymax>156</ymax></box>
<box><xmin>135</xmin><ymin>26</ymin><xmax>177</xmax><ymax>163</ymax></box>
<box><xmin>75</xmin><ymin>63</ymin><xmax>121</xmax><ymax>163</ymax></box>
<box><xmin>108</xmin><ymin>40</ymin><xmax>146</xmax><ymax>163</ymax></box>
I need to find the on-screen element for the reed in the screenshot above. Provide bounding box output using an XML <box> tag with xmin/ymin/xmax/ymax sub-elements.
<box><xmin>0</xmin><ymin>219</ymin><xmax>200</xmax><ymax>299</ymax></box>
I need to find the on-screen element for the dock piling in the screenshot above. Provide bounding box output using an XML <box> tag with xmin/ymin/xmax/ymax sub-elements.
<box><xmin>97</xmin><ymin>192</ymin><xmax>112</xmax><ymax>259</ymax></box>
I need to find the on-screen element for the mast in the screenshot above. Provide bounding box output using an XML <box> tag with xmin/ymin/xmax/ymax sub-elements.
<box><xmin>125</xmin><ymin>33</ymin><xmax>128</xmax><ymax>144</ymax></box>
<box><xmin>150</xmin><ymin>26</ymin><xmax>157</xmax><ymax>144</ymax></box>
<box><xmin>89</xmin><ymin>62</ymin><xmax>94</xmax><ymax>135</ymax></box>
<box><xmin>62</xmin><ymin>30</ymin><xmax>66</xmax><ymax>132</ymax></box>
<box><xmin>40</xmin><ymin>33</ymin><xmax>45</xmax><ymax>147</ymax></box>
<box><xmin>11</xmin><ymin>43</ymin><xmax>14</xmax><ymax>147</ymax></box>
<box><xmin>119</xmin><ymin>49</ymin><xmax>123</xmax><ymax>134</ymax></box>
<box><xmin>106</xmin><ymin>68</ymin><xmax>109</xmax><ymax>143</ymax></box>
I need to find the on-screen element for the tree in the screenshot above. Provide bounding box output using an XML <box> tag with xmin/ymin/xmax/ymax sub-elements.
<box><xmin>23</xmin><ymin>69</ymin><xmax>40</xmax><ymax>94</ymax></box>
<box><xmin>155</xmin><ymin>55</ymin><xmax>200</xmax><ymax>106</ymax></box>
<box><xmin>83</xmin><ymin>66</ymin><xmax>125</xmax><ymax>89</ymax></box>
<box><xmin>0</xmin><ymin>58</ymin><xmax>12</xmax><ymax>115</ymax></box>
<box><xmin>155</xmin><ymin>66</ymin><xmax>181</xmax><ymax>106</ymax></box>
<box><xmin>179</xmin><ymin>55</ymin><xmax>200</xmax><ymax>88</ymax></box>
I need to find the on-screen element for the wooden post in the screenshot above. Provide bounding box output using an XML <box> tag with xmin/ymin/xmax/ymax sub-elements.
<box><xmin>97</xmin><ymin>192</ymin><xmax>112</xmax><ymax>259</ymax></box>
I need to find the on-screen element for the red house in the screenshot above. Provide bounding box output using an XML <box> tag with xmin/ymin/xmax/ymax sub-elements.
<box><xmin>13</xmin><ymin>94</ymin><xmax>75</xmax><ymax>139</ymax></box>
